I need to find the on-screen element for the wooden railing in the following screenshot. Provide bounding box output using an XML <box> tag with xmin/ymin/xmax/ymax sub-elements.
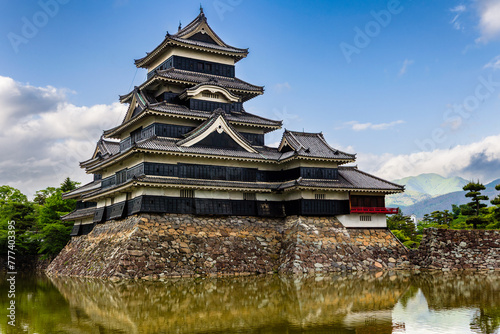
<box><xmin>350</xmin><ymin>207</ymin><xmax>398</xmax><ymax>214</ymax></box>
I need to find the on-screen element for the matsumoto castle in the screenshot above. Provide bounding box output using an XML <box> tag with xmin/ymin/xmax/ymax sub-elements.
<box><xmin>63</xmin><ymin>8</ymin><xmax>404</xmax><ymax>236</ymax></box>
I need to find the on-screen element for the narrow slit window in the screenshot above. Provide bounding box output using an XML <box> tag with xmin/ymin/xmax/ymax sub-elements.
<box><xmin>180</xmin><ymin>189</ymin><xmax>195</xmax><ymax>198</ymax></box>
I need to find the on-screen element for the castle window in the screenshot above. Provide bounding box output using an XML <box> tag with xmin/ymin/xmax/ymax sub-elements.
<box><xmin>315</xmin><ymin>194</ymin><xmax>326</xmax><ymax>200</ymax></box>
<box><xmin>360</xmin><ymin>216</ymin><xmax>372</xmax><ymax>222</ymax></box>
<box><xmin>197</xmin><ymin>62</ymin><xmax>204</xmax><ymax>71</ymax></box>
<box><xmin>180</xmin><ymin>189</ymin><xmax>195</xmax><ymax>198</ymax></box>
<box><xmin>243</xmin><ymin>193</ymin><xmax>256</xmax><ymax>201</ymax></box>
<box><xmin>202</xmin><ymin>92</ymin><xmax>219</xmax><ymax>99</ymax></box>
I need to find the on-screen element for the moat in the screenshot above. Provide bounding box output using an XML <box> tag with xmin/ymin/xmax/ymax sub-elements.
<box><xmin>1</xmin><ymin>271</ymin><xmax>499</xmax><ymax>333</ymax></box>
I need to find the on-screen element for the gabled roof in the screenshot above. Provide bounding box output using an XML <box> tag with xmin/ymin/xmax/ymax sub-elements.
<box><xmin>179</xmin><ymin>82</ymin><xmax>241</xmax><ymax>102</ymax></box>
<box><xmin>93</xmin><ymin>137</ymin><xmax>120</xmax><ymax>159</ymax></box>
<box><xmin>278</xmin><ymin>130</ymin><xmax>356</xmax><ymax>162</ymax></box>
<box><xmin>81</xmin><ymin>137</ymin><xmax>120</xmax><ymax>169</ymax></box>
<box><xmin>177</xmin><ymin>110</ymin><xmax>257</xmax><ymax>153</ymax></box>
<box><xmin>134</xmin><ymin>9</ymin><xmax>248</xmax><ymax>68</ymax></box>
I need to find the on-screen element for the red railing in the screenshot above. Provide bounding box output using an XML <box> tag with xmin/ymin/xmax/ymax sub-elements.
<box><xmin>350</xmin><ymin>207</ymin><xmax>399</xmax><ymax>214</ymax></box>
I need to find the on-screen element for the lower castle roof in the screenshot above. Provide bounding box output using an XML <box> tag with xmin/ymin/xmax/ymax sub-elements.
<box><xmin>79</xmin><ymin>166</ymin><xmax>403</xmax><ymax>202</ymax></box>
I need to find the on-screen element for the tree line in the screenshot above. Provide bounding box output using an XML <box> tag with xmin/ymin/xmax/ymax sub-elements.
<box><xmin>389</xmin><ymin>181</ymin><xmax>500</xmax><ymax>248</ymax></box>
<box><xmin>0</xmin><ymin>178</ymin><xmax>79</xmax><ymax>259</ymax></box>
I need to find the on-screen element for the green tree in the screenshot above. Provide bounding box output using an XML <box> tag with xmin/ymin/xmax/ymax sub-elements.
<box><xmin>491</xmin><ymin>184</ymin><xmax>500</xmax><ymax>219</ymax></box>
<box><xmin>0</xmin><ymin>185</ymin><xmax>28</xmax><ymax>203</ymax></box>
<box><xmin>462</xmin><ymin>181</ymin><xmax>489</xmax><ymax>229</ymax></box>
<box><xmin>0</xmin><ymin>187</ymin><xmax>38</xmax><ymax>255</ymax></box>
<box><xmin>35</xmin><ymin>178</ymin><xmax>79</xmax><ymax>258</ymax></box>
<box><xmin>60</xmin><ymin>177</ymin><xmax>79</xmax><ymax>192</ymax></box>
<box><xmin>387</xmin><ymin>210</ymin><xmax>421</xmax><ymax>248</ymax></box>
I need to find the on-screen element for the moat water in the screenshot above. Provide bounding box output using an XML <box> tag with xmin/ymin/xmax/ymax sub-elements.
<box><xmin>0</xmin><ymin>271</ymin><xmax>499</xmax><ymax>334</ymax></box>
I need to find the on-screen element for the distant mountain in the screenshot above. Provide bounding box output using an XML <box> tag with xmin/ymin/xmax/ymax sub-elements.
<box><xmin>386</xmin><ymin>173</ymin><xmax>468</xmax><ymax>208</ymax></box>
<box><xmin>392</xmin><ymin>173</ymin><xmax>469</xmax><ymax>196</ymax></box>
<box><xmin>385</xmin><ymin>190</ymin><xmax>431</xmax><ymax>207</ymax></box>
<box><xmin>400</xmin><ymin>178</ymin><xmax>500</xmax><ymax>218</ymax></box>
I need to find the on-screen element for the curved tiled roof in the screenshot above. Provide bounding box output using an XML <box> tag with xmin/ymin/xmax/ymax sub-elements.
<box><xmin>156</xmin><ymin>68</ymin><xmax>263</xmax><ymax>93</ymax></box>
<box><xmin>280</xmin><ymin>130</ymin><xmax>356</xmax><ymax>161</ymax></box>
<box><xmin>278</xmin><ymin>167</ymin><xmax>404</xmax><ymax>193</ymax></box>
<box><xmin>62</xmin><ymin>180</ymin><xmax>102</xmax><ymax>199</ymax></box>
<box><xmin>61</xmin><ymin>207</ymin><xmax>96</xmax><ymax>221</ymax></box>
<box><xmin>134</xmin><ymin>11</ymin><xmax>248</xmax><ymax>68</ymax></box>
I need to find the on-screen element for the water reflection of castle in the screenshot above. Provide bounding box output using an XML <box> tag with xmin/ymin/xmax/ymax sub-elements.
<box><xmin>50</xmin><ymin>272</ymin><xmax>407</xmax><ymax>334</ymax></box>
<box><xmin>45</xmin><ymin>272</ymin><xmax>500</xmax><ymax>334</ymax></box>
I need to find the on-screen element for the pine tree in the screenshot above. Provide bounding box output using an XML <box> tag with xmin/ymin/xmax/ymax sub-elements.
<box><xmin>491</xmin><ymin>184</ymin><xmax>500</xmax><ymax>221</ymax></box>
<box><xmin>462</xmin><ymin>181</ymin><xmax>489</xmax><ymax>229</ymax></box>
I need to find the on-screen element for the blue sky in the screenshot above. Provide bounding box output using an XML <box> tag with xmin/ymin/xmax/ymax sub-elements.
<box><xmin>1</xmin><ymin>0</ymin><xmax>500</xmax><ymax>197</ymax></box>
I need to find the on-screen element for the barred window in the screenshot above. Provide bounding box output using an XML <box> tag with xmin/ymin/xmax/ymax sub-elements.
<box><xmin>202</xmin><ymin>92</ymin><xmax>219</xmax><ymax>99</ymax></box>
<box><xmin>243</xmin><ymin>193</ymin><xmax>256</xmax><ymax>201</ymax></box>
<box><xmin>315</xmin><ymin>194</ymin><xmax>326</xmax><ymax>200</ymax></box>
<box><xmin>180</xmin><ymin>189</ymin><xmax>195</xmax><ymax>198</ymax></box>
<box><xmin>360</xmin><ymin>215</ymin><xmax>372</xmax><ymax>222</ymax></box>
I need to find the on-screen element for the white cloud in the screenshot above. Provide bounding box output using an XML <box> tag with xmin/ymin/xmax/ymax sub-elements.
<box><xmin>344</xmin><ymin>120</ymin><xmax>405</xmax><ymax>131</ymax></box>
<box><xmin>273</xmin><ymin>82</ymin><xmax>292</xmax><ymax>93</ymax></box>
<box><xmin>450</xmin><ymin>5</ymin><xmax>466</xmax><ymax>30</ymax></box>
<box><xmin>476</xmin><ymin>0</ymin><xmax>500</xmax><ymax>43</ymax></box>
<box><xmin>399</xmin><ymin>59</ymin><xmax>414</xmax><ymax>76</ymax></box>
<box><xmin>484</xmin><ymin>55</ymin><xmax>500</xmax><ymax>69</ymax></box>
<box><xmin>363</xmin><ymin>134</ymin><xmax>500</xmax><ymax>183</ymax></box>
<box><xmin>0</xmin><ymin>76</ymin><xmax>126</xmax><ymax>199</ymax></box>
<box><xmin>451</xmin><ymin>4</ymin><xmax>466</xmax><ymax>13</ymax></box>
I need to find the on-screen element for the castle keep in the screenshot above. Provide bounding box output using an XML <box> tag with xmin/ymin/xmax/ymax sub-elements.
<box><xmin>62</xmin><ymin>9</ymin><xmax>403</xmax><ymax>234</ymax></box>
<box><xmin>48</xmin><ymin>10</ymin><xmax>413</xmax><ymax>278</ymax></box>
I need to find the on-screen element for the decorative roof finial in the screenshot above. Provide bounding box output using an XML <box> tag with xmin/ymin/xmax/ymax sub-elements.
<box><xmin>178</xmin><ymin>21</ymin><xmax>182</xmax><ymax>31</ymax></box>
<box><xmin>200</xmin><ymin>4</ymin><xmax>204</xmax><ymax>14</ymax></box>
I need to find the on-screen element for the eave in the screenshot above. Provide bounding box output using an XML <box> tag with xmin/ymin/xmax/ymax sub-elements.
<box><xmin>103</xmin><ymin>108</ymin><xmax>281</xmax><ymax>139</ymax></box>
<box><xmin>134</xmin><ymin>38</ymin><xmax>248</xmax><ymax>69</ymax></box>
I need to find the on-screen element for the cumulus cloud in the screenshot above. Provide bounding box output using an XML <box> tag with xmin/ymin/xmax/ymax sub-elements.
<box><xmin>476</xmin><ymin>0</ymin><xmax>500</xmax><ymax>43</ymax></box>
<box><xmin>364</xmin><ymin>134</ymin><xmax>500</xmax><ymax>183</ymax></box>
<box><xmin>0</xmin><ymin>76</ymin><xmax>126</xmax><ymax>198</ymax></box>
<box><xmin>343</xmin><ymin>120</ymin><xmax>405</xmax><ymax>131</ymax></box>
<box><xmin>399</xmin><ymin>59</ymin><xmax>414</xmax><ymax>76</ymax></box>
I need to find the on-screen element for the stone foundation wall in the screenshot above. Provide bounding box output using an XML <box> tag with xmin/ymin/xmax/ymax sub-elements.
<box><xmin>47</xmin><ymin>214</ymin><xmax>409</xmax><ymax>279</ymax></box>
<box><xmin>411</xmin><ymin>228</ymin><xmax>500</xmax><ymax>270</ymax></box>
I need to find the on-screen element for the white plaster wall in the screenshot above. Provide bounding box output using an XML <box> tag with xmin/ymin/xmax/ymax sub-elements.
<box><xmin>336</xmin><ymin>214</ymin><xmax>387</xmax><ymax>228</ymax></box>
<box><xmin>80</xmin><ymin>217</ymin><xmax>94</xmax><ymax>225</ymax></box>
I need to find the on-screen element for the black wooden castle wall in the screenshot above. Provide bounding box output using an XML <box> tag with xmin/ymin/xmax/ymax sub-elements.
<box><xmin>100</xmin><ymin>162</ymin><xmax>339</xmax><ymax>190</ymax></box>
<box><xmin>148</xmin><ymin>55</ymin><xmax>236</xmax><ymax>79</ymax></box>
<box><xmin>90</xmin><ymin>196</ymin><xmax>350</xmax><ymax>227</ymax></box>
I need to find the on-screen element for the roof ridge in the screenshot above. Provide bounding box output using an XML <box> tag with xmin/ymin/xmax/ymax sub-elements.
<box><xmin>316</xmin><ymin>133</ymin><xmax>356</xmax><ymax>159</ymax></box>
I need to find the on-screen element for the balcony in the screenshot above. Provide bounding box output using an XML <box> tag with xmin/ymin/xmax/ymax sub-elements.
<box><xmin>350</xmin><ymin>207</ymin><xmax>398</xmax><ymax>214</ymax></box>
